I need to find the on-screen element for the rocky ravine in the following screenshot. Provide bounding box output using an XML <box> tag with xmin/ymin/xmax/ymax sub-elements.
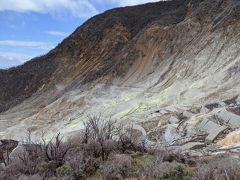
<box><xmin>0</xmin><ymin>0</ymin><xmax>240</xmax><ymax>154</ymax></box>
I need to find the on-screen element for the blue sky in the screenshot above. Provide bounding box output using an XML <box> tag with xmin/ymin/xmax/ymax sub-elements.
<box><xmin>0</xmin><ymin>0</ymin><xmax>159</xmax><ymax>69</ymax></box>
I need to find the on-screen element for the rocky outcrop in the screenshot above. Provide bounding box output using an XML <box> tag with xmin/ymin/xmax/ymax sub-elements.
<box><xmin>0</xmin><ymin>140</ymin><xmax>18</xmax><ymax>166</ymax></box>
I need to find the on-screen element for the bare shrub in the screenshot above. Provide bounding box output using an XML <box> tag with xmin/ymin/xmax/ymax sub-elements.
<box><xmin>117</xmin><ymin>123</ymin><xmax>146</xmax><ymax>153</ymax></box>
<box><xmin>37</xmin><ymin>160</ymin><xmax>59</xmax><ymax>178</ymax></box>
<box><xmin>194</xmin><ymin>155</ymin><xmax>240</xmax><ymax>180</ymax></box>
<box><xmin>56</xmin><ymin>164</ymin><xmax>75</xmax><ymax>179</ymax></box>
<box><xmin>100</xmin><ymin>154</ymin><xmax>132</xmax><ymax>180</ymax></box>
<box><xmin>82</xmin><ymin>115</ymin><xmax>146</xmax><ymax>162</ymax></box>
<box><xmin>23</xmin><ymin>144</ymin><xmax>45</xmax><ymax>162</ymax></box>
<box><xmin>140</xmin><ymin>151</ymin><xmax>189</xmax><ymax>180</ymax></box>
<box><xmin>83</xmin><ymin>139</ymin><xmax>101</xmax><ymax>158</ymax></box>
<box><xmin>142</xmin><ymin>161</ymin><xmax>189</xmax><ymax>180</ymax></box>
<box><xmin>3</xmin><ymin>145</ymin><xmax>42</xmax><ymax>176</ymax></box>
<box><xmin>16</xmin><ymin>154</ymin><xmax>40</xmax><ymax>175</ymax></box>
<box><xmin>64</xmin><ymin>147</ymin><xmax>100</xmax><ymax>179</ymax></box>
<box><xmin>1</xmin><ymin>133</ymin><xmax>73</xmax><ymax>179</ymax></box>
<box><xmin>153</xmin><ymin>149</ymin><xmax>197</xmax><ymax>167</ymax></box>
<box><xmin>6</xmin><ymin>134</ymin><xmax>70</xmax><ymax>176</ymax></box>
<box><xmin>83</xmin><ymin>115</ymin><xmax>117</xmax><ymax>161</ymax></box>
<box><xmin>44</xmin><ymin>133</ymin><xmax>72</xmax><ymax>165</ymax></box>
<box><xmin>103</xmin><ymin>139</ymin><xmax>117</xmax><ymax>156</ymax></box>
<box><xmin>17</xmin><ymin>174</ymin><xmax>43</xmax><ymax>180</ymax></box>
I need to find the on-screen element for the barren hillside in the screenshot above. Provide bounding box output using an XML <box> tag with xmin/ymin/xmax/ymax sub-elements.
<box><xmin>0</xmin><ymin>0</ymin><xmax>240</xmax><ymax>153</ymax></box>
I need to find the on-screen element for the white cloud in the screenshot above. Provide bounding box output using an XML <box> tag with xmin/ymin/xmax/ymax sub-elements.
<box><xmin>109</xmin><ymin>0</ymin><xmax>161</xmax><ymax>6</ymax></box>
<box><xmin>45</xmin><ymin>31</ymin><xmax>69</xmax><ymax>37</ymax></box>
<box><xmin>0</xmin><ymin>52</ymin><xmax>31</xmax><ymax>69</ymax></box>
<box><xmin>0</xmin><ymin>0</ymin><xmax>99</xmax><ymax>18</ymax></box>
<box><xmin>0</xmin><ymin>40</ymin><xmax>54</xmax><ymax>50</ymax></box>
<box><xmin>0</xmin><ymin>0</ymin><xmax>168</xmax><ymax>18</ymax></box>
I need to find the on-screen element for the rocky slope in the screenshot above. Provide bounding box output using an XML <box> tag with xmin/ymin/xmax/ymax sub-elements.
<box><xmin>0</xmin><ymin>0</ymin><xmax>240</xmax><ymax>152</ymax></box>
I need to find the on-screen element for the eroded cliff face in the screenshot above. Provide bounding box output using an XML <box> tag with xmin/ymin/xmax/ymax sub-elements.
<box><xmin>0</xmin><ymin>0</ymin><xmax>240</xmax><ymax>147</ymax></box>
<box><xmin>0</xmin><ymin>0</ymin><xmax>189</xmax><ymax>113</ymax></box>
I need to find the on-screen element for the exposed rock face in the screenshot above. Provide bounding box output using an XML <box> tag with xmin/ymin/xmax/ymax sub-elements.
<box><xmin>0</xmin><ymin>140</ymin><xmax>18</xmax><ymax>164</ymax></box>
<box><xmin>0</xmin><ymin>0</ymin><xmax>189</xmax><ymax>113</ymax></box>
<box><xmin>0</xmin><ymin>0</ymin><xmax>240</xmax><ymax>146</ymax></box>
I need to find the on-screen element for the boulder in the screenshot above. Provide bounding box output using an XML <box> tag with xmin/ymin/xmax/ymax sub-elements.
<box><xmin>164</xmin><ymin>124</ymin><xmax>180</xmax><ymax>143</ymax></box>
<box><xmin>9</xmin><ymin>144</ymin><xmax>26</xmax><ymax>162</ymax></box>
<box><xmin>217</xmin><ymin>130</ymin><xmax>240</xmax><ymax>147</ymax></box>
<box><xmin>197</xmin><ymin>118</ymin><xmax>221</xmax><ymax>134</ymax></box>
<box><xmin>205</xmin><ymin>126</ymin><xmax>227</xmax><ymax>144</ymax></box>
<box><xmin>132</xmin><ymin>124</ymin><xmax>147</xmax><ymax>136</ymax></box>
<box><xmin>183</xmin><ymin>111</ymin><xmax>195</xmax><ymax>118</ymax></box>
<box><xmin>164</xmin><ymin>106</ymin><xmax>179</xmax><ymax>113</ymax></box>
<box><xmin>0</xmin><ymin>139</ymin><xmax>18</xmax><ymax>166</ymax></box>
<box><xmin>159</xmin><ymin>109</ymin><xmax>168</xmax><ymax>114</ymax></box>
<box><xmin>181</xmin><ymin>142</ymin><xmax>206</xmax><ymax>150</ymax></box>
<box><xmin>200</xmin><ymin>106</ymin><xmax>210</xmax><ymax>113</ymax></box>
<box><xmin>0</xmin><ymin>163</ymin><xmax>5</xmax><ymax>170</ymax></box>
<box><xmin>236</xmin><ymin>96</ymin><xmax>240</xmax><ymax>105</ymax></box>
<box><xmin>214</xmin><ymin>108</ymin><xmax>240</xmax><ymax>129</ymax></box>
<box><xmin>0</xmin><ymin>140</ymin><xmax>18</xmax><ymax>152</ymax></box>
<box><xmin>218</xmin><ymin>102</ymin><xmax>226</xmax><ymax>107</ymax></box>
<box><xmin>169</xmin><ymin>116</ymin><xmax>180</xmax><ymax>124</ymax></box>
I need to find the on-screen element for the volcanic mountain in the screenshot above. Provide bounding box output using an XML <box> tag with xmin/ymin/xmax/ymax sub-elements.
<box><xmin>0</xmin><ymin>0</ymin><xmax>240</xmax><ymax>145</ymax></box>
